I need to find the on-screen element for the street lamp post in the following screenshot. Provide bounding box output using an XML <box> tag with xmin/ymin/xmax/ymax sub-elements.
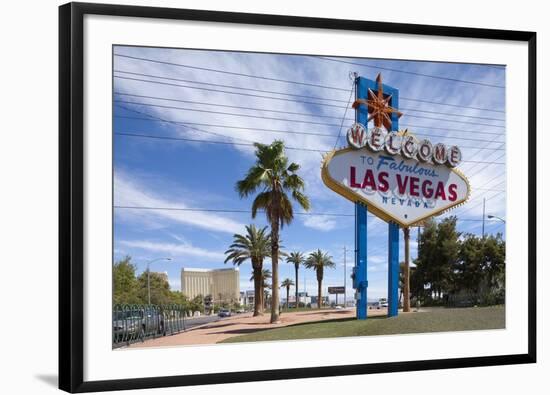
<box><xmin>145</xmin><ymin>257</ymin><xmax>172</xmax><ymax>305</ymax></box>
<box><xmin>487</xmin><ymin>214</ymin><xmax>506</xmax><ymax>223</ymax></box>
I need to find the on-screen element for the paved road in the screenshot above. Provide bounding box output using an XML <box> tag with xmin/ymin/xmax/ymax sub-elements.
<box><xmin>183</xmin><ymin>314</ymin><xmax>223</xmax><ymax>330</ymax></box>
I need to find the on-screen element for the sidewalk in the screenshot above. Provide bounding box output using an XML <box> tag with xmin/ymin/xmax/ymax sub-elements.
<box><xmin>127</xmin><ymin>307</ymin><xmax>388</xmax><ymax>348</ymax></box>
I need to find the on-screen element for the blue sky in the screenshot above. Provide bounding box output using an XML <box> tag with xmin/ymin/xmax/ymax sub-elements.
<box><xmin>113</xmin><ymin>46</ymin><xmax>506</xmax><ymax>301</ymax></box>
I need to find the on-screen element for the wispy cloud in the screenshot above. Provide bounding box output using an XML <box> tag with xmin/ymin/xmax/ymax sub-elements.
<box><xmin>118</xmin><ymin>239</ymin><xmax>225</xmax><ymax>261</ymax></box>
<box><xmin>114</xmin><ymin>172</ymin><xmax>244</xmax><ymax>234</ymax></box>
<box><xmin>301</xmin><ymin>215</ymin><xmax>337</xmax><ymax>231</ymax></box>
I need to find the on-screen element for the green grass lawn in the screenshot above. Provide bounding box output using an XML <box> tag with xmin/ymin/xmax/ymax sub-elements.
<box><xmin>221</xmin><ymin>306</ymin><xmax>505</xmax><ymax>344</ymax></box>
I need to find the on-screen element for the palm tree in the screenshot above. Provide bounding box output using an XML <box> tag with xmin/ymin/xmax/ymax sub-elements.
<box><xmin>286</xmin><ymin>251</ymin><xmax>305</xmax><ymax>308</ymax></box>
<box><xmin>305</xmin><ymin>249</ymin><xmax>335</xmax><ymax>309</ymax></box>
<box><xmin>399</xmin><ymin>262</ymin><xmax>405</xmax><ymax>306</ymax></box>
<box><xmin>225</xmin><ymin>225</ymin><xmax>271</xmax><ymax>316</ymax></box>
<box><xmin>236</xmin><ymin>140</ymin><xmax>310</xmax><ymax>323</ymax></box>
<box><xmin>281</xmin><ymin>278</ymin><xmax>295</xmax><ymax>309</ymax></box>
<box><xmin>250</xmin><ymin>268</ymin><xmax>271</xmax><ymax>311</ymax></box>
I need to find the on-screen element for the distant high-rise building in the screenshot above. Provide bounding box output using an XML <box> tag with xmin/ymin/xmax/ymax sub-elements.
<box><xmin>181</xmin><ymin>267</ymin><xmax>240</xmax><ymax>303</ymax></box>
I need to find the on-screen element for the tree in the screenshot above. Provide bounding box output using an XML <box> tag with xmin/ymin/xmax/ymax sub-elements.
<box><xmin>398</xmin><ymin>262</ymin><xmax>405</xmax><ymax>306</ymax></box>
<box><xmin>481</xmin><ymin>233</ymin><xmax>505</xmax><ymax>301</ymax></box>
<box><xmin>281</xmin><ymin>278</ymin><xmax>295</xmax><ymax>309</ymax></box>
<box><xmin>113</xmin><ymin>256</ymin><xmax>141</xmax><ymax>305</ymax></box>
<box><xmin>304</xmin><ymin>249</ymin><xmax>335</xmax><ymax>309</ymax></box>
<box><xmin>414</xmin><ymin>217</ymin><xmax>460</xmax><ymax>303</ymax></box>
<box><xmin>189</xmin><ymin>294</ymin><xmax>205</xmax><ymax>313</ymax></box>
<box><xmin>225</xmin><ymin>225</ymin><xmax>271</xmax><ymax>316</ymax></box>
<box><xmin>456</xmin><ymin>233</ymin><xmax>505</xmax><ymax>305</ymax></box>
<box><xmin>137</xmin><ymin>271</ymin><xmax>171</xmax><ymax>305</ymax></box>
<box><xmin>168</xmin><ymin>290</ymin><xmax>189</xmax><ymax>306</ymax></box>
<box><xmin>236</xmin><ymin>140</ymin><xmax>310</xmax><ymax>323</ymax></box>
<box><xmin>456</xmin><ymin>234</ymin><xmax>485</xmax><ymax>295</ymax></box>
<box><xmin>251</xmin><ymin>268</ymin><xmax>272</xmax><ymax>310</ymax></box>
<box><xmin>286</xmin><ymin>251</ymin><xmax>305</xmax><ymax>309</ymax></box>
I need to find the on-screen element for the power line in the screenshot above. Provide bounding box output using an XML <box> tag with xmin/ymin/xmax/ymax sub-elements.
<box><xmin>311</xmin><ymin>56</ymin><xmax>506</xmax><ymax>89</ymax></box>
<box><xmin>113</xmin><ymin>205</ymin><xmax>505</xmax><ymax>222</ymax></box>
<box><xmin>453</xmin><ymin>189</ymin><xmax>503</xmax><ymax>217</ymax></box>
<box><xmin>114</xmin><ymin>91</ymin><xmax>505</xmax><ymax>127</ymax></box>
<box><xmin>115</xmin><ymin>99</ymin><xmax>346</xmax><ymax>128</ymax></box>
<box><xmin>463</xmin><ymin>150</ymin><xmax>505</xmax><ymax>175</ymax></box>
<box><xmin>114</xmin><ymin>53</ymin><xmax>348</xmax><ymax>91</ymax></box>
<box><xmin>117</xmin><ymin>120</ymin><xmax>337</xmax><ymax>138</ymax></box>
<box><xmin>334</xmin><ymin>78</ymin><xmax>355</xmax><ymax>150</ymax></box>
<box><xmin>467</xmin><ymin>170</ymin><xmax>505</xmax><ymax>188</ymax></box>
<box><xmin>115</xmin><ymin>130</ymin><xmax>505</xmax><ymax>164</ymax></box>
<box><xmin>113</xmin><ymin>64</ymin><xmax>505</xmax><ymax>114</ymax></box>
<box><xmin>475</xmin><ymin>187</ymin><xmax>506</xmax><ymax>192</ymax></box>
<box><xmin>120</xmin><ymin>73</ymin><xmax>515</xmax><ymax>130</ymax></box>
<box><xmin>115</xmin><ymin>98</ymin><xmax>505</xmax><ymax>130</ymax></box>
<box><xmin>398</xmin><ymin>107</ymin><xmax>503</xmax><ymax>123</ymax></box>
<box><xmin>114</xmin><ymin>115</ymin><xmax>504</xmax><ymax>148</ymax></box>
<box><xmin>114</xmin><ymin>75</ymin><xmax>347</xmax><ymax>109</ymax></box>
<box><xmin>452</xmin><ymin>163</ymin><xmax>507</xmax><ymax>210</ymax></box>
<box><xmin>114</xmin><ymin>70</ymin><xmax>347</xmax><ymax>102</ymax></box>
<box><xmin>114</xmin><ymin>92</ymin><xmax>347</xmax><ymax>119</ymax></box>
<box><xmin>116</xmin><ymin>104</ymin><xmax>254</xmax><ymax>144</ymax></box>
<box><xmin>400</xmin><ymin>96</ymin><xmax>504</xmax><ymax>114</ymax></box>
<box><xmin>113</xmin><ymin>74</ymin><xmax>505</xmax><ymax>122</ymax></box>
<box><xmin>116</xmin><ymin>105</ymin><xmax>506</xmax><ymax>196</ymax></box>
<box><xmin>115</xmin><ymin>113</ymin><xmax>503</xmax><ymax>142</ymax></box>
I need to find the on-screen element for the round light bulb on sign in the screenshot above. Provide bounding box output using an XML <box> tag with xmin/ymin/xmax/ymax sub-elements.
<box><xmin>346</xmin><ymin>123</ymin><xmax>368</xmax><ymax>149</ymax></box>
<box><xmin>432</xmin><ymin>143</ymin><xmax>448</xmax><ymax>165</ymax></box>
<box><xmin>417</xmin><ymin>139</ymin><xmax>434</xmax><ymax>162</ymax></box>
<box><xmin>384</xmin><ymin>133</ymin><xmax>402</xmax><ymax>155</ymax></box>
<box><xmin>447</xmin><ymin>146</ymin><xmax>462</xmax><ymax>168</ymax></box>
<box><xmin>401</xmin><ymin>135</ymin><xmax>419</xmax><ymax>159</ymax></box>
<box><xmin>367</xmin><ymin>127</ymin><xmax>387</xmax><ymax>152</ymax></box>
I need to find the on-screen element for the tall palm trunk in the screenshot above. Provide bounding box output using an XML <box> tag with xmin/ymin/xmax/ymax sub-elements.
<box><xmin>270</xmin><ymin>216</ymin><xmax>280</xmax><ymax>323</ymax></box>
<box><xmin>252</xmin><ymin>266</ymin><xmax>263</xmax><ymax>316</ymax></box>
<box><xmin>317</xmin><ymin>267</ymin><xmax>323</xmax><ymax>309</ymax></box>
<box><xmin>317</xmin><ymin>280</ymin><xmax>322</xmax><ymax>309</ymax></box>
<box><xmin>294</xmin><ymin>264</ymin><xmax>299</xmax><ymax>308</ymax></box>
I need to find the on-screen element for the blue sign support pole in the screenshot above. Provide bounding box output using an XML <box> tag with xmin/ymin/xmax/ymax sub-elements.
<box><xmin>354</xmin><ymin>75</ymin><xmax>401</xmax><ymax>320</ymax></box>
<box><xmin>355</xmin><ymin>202</ymin><xmax>368</xmax><ymax>320</ymax></box>
<box><xmin>388</xmin><ymin>222</ymin><xmax>400</xmax><ymax>317</ymax></box>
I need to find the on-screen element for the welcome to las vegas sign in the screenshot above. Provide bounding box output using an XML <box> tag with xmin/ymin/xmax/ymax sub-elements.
<box><xmin>321</xmin><ymin>123</ymin><xmax>471</xmax><ymax>227</ymax></box>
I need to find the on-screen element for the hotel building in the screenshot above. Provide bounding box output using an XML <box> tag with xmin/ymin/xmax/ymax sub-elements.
<box><xmin>181</xmin><ymin>267</ymin><xmax>240</xmax><ymax>303</ymax></box>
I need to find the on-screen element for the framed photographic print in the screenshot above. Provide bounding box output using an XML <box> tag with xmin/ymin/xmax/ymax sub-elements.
<box><xmin>59</xmin><ymin>2</ymin><xmax>537</xmax><ymax>393</ymax></box>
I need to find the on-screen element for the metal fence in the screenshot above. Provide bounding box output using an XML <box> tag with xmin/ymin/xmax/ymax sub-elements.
<box><xmin>112</xmin><ymin>304</ymin><xmax>188</xmax><ymax>347</ymax></box>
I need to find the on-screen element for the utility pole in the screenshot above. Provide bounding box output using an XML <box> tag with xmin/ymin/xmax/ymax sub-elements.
<box><xmin>403</xmin><ymin>227</ymin><xmax>411</xmax><ymax>312</ymax></box>
<box><xmin>482</xmin><ymin>197</ymin><xmax>486</xmax><ymax>238</ymax></box>
<box><xmin>343</xmin><ymin>246</ymin><xmax>347</xmax><ymax>307</ymax></box>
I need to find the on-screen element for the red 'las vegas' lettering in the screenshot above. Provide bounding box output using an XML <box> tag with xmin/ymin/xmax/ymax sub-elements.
<box><xmin>396</xmin><ymin>174</ymin><xmax>409</xmax><ymax>195</ymax></box>
<box><xmin>361</xmin><ymin>169</ymin><xmax>376</xmax><ymax>190</ymax></box>
<box><xmin>349</xmin><ymin>167</ymin><xmax>460</xmax><ymax>201</ymax></box>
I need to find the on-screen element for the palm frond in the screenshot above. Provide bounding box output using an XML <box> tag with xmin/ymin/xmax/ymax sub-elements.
<box><xmin>292</xmin><ymin>190</ymin><xmax>311</xmax><ymax>211</ymax></box>
<box><xmin>279</xmin><ymin>193</ymin><xmax>294</xmax><ymax>228</ymax></box>
<box><xmin>251</xmin><ymin>191</ymin><xmax>272</xmax><ymax>219</ymax></box>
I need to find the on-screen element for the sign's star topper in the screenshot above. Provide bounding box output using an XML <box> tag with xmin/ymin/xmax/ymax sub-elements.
<box><xmin>352</xmin><ymin>73</ymin><xmax>403</xmax><ymax>132</ymax></box>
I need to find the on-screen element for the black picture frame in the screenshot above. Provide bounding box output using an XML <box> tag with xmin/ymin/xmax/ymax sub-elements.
<box><xmin>59</xmin><ymin>2</ymin><xmax>537</xmax><ymax>393</ymax></box>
